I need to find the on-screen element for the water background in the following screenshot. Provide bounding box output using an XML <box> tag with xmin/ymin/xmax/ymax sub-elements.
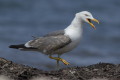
<box><xmin>0</xmin><ymin>0</ymin><xmax>120</xmax><ymax>70</ymax></box>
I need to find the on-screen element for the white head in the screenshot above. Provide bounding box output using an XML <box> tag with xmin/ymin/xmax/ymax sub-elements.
<box><xmin>76</xmin><ymin>11</ymin><xmax>99</xmax><ymax>29</ymax></box>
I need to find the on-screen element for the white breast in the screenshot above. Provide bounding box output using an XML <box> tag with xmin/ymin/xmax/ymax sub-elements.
<box><xmin>53</xmin><ymin>25</ymin><xmax>83</xmax><ymax>54</ymax></box>
<box><xmin>54</xmin><ymin>15</ymin><xmax>83</xmax><ymax>54</ymax></box>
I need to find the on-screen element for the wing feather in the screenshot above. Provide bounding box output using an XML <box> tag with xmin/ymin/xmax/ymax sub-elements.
<box><xmin>27</xmin><ymin>35</ymin><xmax>71</xmax><ymax>54</ymax></box>
<box><xmin>43</xmin><ymin>30</ymin><xmax>64</xmax><ymax>37</ymax></box>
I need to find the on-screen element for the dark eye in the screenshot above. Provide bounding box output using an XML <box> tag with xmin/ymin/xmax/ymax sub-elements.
<box><xmin>84</xmin><ymin>14</ymin><xmax>89</xmax><ymax>16</ymax></box>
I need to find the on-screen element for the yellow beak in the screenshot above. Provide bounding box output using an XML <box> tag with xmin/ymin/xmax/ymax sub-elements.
<box><xmin>87</xmin><ymin>18</ymin><xmax>99</xmax><ymax>30</ymax></box>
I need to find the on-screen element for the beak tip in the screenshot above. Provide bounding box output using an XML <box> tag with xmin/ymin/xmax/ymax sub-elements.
<box><xmin>92</xmin><ymin>18</ymin><xmax>99</xmax><ymax>24</ymax></box>
<box><xmin>93</xmin><ymin>27</ymin><xmax>96</xmax><ymax>30</ymax></box>
<box><xmin>98</xmin><ymin>21</ymin><xmax>100</xmax><ymax>24</ymax></box>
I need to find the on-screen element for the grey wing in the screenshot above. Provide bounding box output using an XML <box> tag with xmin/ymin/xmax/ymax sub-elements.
<box><xmin>43</xmin><ymin>30</ymin><xmax>65</xmax><ymax>37</ymax></box>
<box><xmin>26</xmin><ymin>35</ymin><xmax>71</xmax><ymax>54</ymax></box>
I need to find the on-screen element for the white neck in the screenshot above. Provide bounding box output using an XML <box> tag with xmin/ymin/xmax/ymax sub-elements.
<box><xmin>64</xmin><ymin>16</ymin><xmax>83</xmax><ymax>41</ymax></box>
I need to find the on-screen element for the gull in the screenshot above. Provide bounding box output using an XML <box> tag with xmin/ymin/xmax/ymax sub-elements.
<box><xmin>9</xmin><ymin>11</ymin><xmax>99</xmax><ymax>68</ymax></box>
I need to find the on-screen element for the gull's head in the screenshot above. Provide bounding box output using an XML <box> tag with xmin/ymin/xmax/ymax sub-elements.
<box><xmin>76</xmin><ymin>11</ymin><xmax>99</xmax><ymax>29</ymax></box>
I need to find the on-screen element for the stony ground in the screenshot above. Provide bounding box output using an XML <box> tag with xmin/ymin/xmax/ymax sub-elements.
<box><xmin>0</xmin><ymin>57</ymin><xmax>120</xmax><ymax>80</ymax></box>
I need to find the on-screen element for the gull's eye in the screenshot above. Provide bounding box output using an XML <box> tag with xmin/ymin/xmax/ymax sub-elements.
<box><xmin>84</xmin><ymin>14</ymin><xmax>89</xmax><ymax>16</ymax></box>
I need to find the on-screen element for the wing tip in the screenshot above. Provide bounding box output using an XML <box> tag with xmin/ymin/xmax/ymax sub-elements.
<box><xmin>9</xmin><ymin>45</ymin><xmax>14</xmax><ymax>48</ymax></box>
<box><xmin>9</xmin><ymin>44</ymin><xmax>25</xmax><ymax>49</ymax></box>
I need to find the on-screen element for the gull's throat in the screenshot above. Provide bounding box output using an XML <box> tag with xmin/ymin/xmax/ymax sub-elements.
<box><xmin>64</xmin><ymin>16</ymin><xmax>83</xmax><ymax>41</ymax></box>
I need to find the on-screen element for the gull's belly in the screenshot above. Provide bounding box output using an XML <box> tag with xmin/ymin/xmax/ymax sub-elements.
<box><xmin>53</xmin><ymin>39</ymin><xmax>80</xmax><ymax>54</ymax></box>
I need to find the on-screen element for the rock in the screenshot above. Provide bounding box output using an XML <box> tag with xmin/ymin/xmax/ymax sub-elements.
<box><xmin>0</xmin><ymin>57</ymin><xmax>120</xmax><ymax>80</ymax></box>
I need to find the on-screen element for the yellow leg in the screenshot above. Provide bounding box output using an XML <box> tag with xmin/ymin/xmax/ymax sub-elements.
<box><xmin>57</xmin><ymin>54</ymin><xmax>60</xmax><ymax>69</ymax></box>
<box><xmin>49</xmin><ymin>55</ymin><xmax>70</xmax><ymax>65</ymax></box>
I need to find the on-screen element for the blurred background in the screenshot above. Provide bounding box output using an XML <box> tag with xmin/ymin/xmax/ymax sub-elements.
<box><xmin>0</xmin><ymin>0</ymin><xmax>120</xmax><ymax>70</ymax></box>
